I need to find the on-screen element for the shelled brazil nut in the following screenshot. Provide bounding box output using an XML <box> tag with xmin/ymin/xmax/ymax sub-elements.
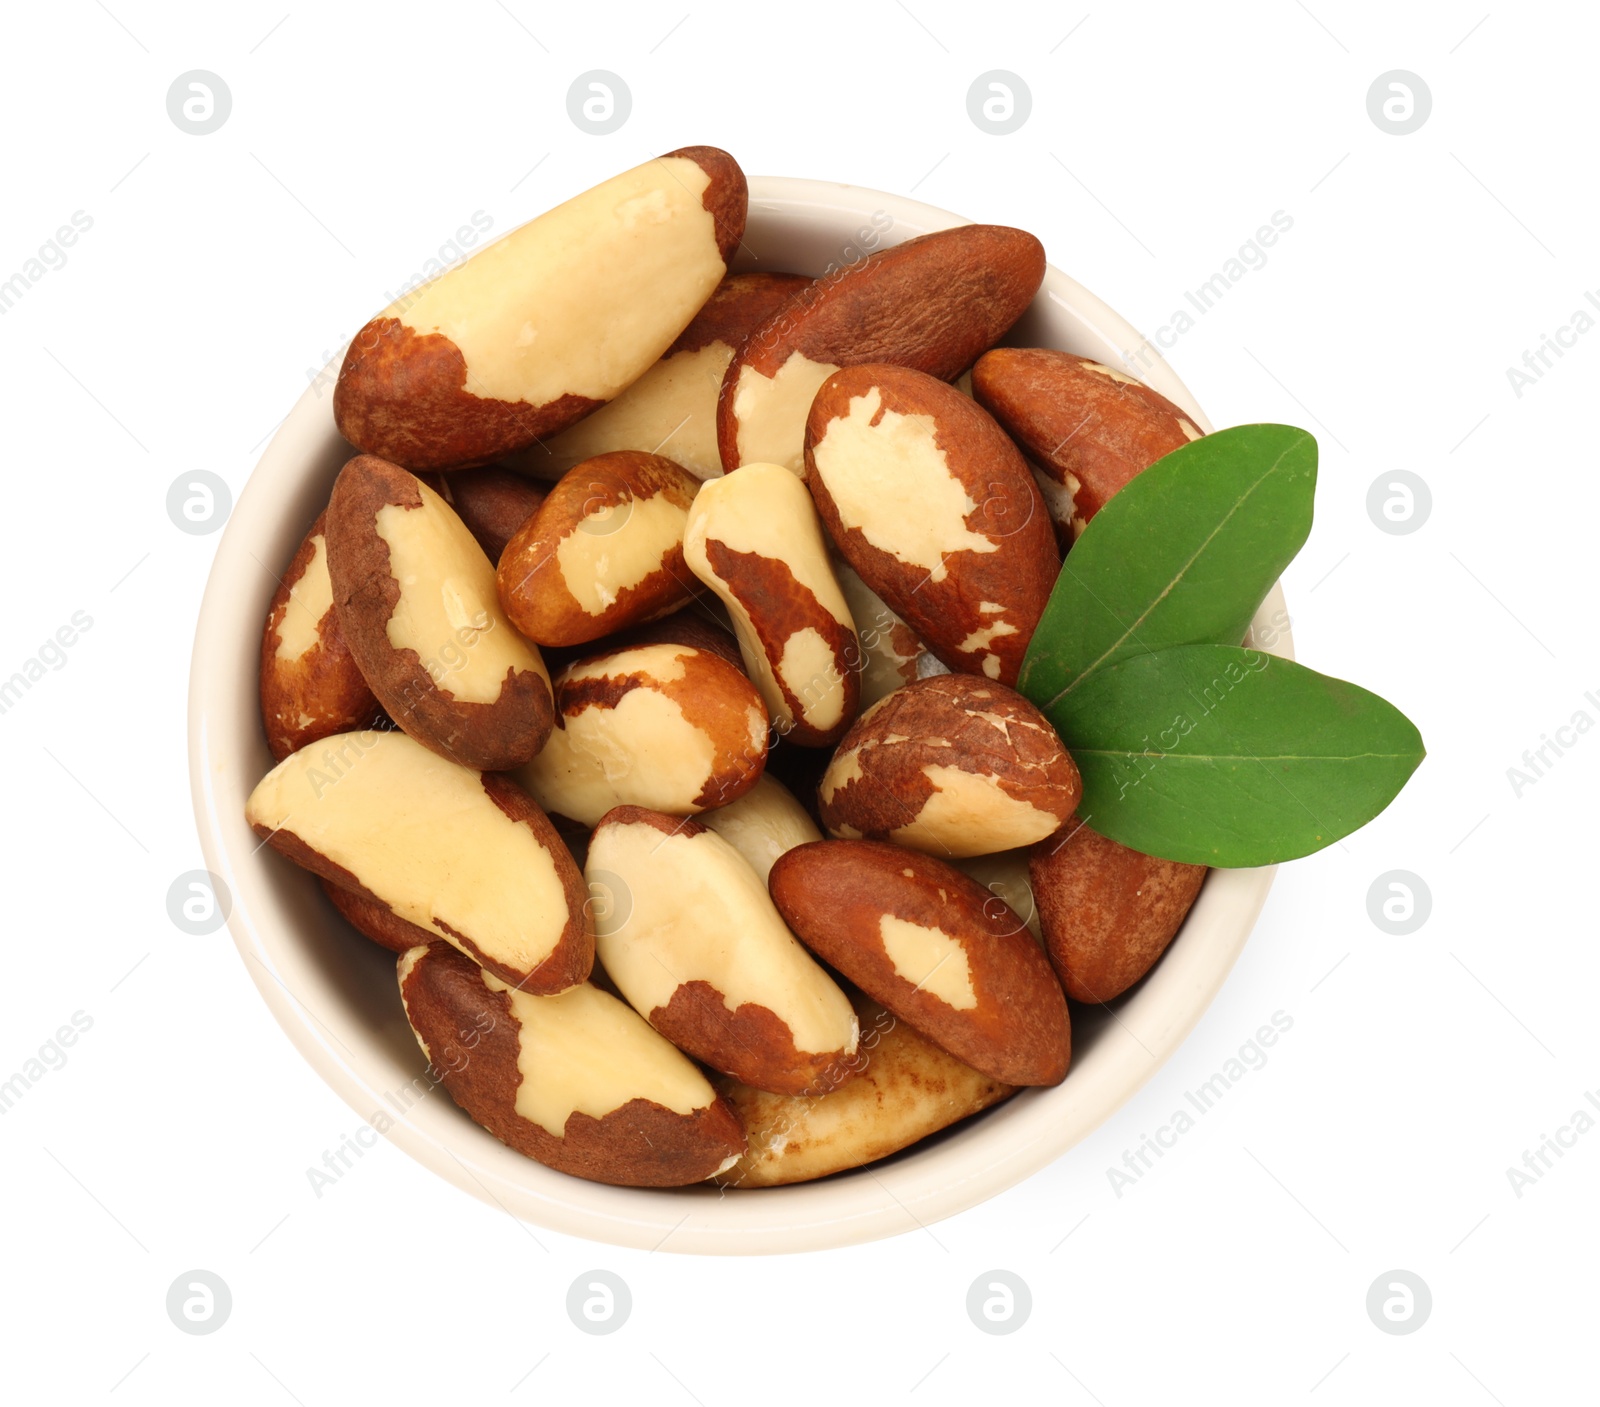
<box><xmin>515</xmin><ymin>643</ymin><xmax>768</xmax><ymax>826</ymax></box>
<box><xmin>334</xmin><ymin>147</ymin><xmax>748</xmax><ymax>470</ymax></box>
<box><xmin>770</xmin><ymin>840</ymin><xmax>1071</xmax><ymax>1087</ymax></box>
<box><xmin>247</xmin><ymin>730</ymin><xmax>592</xmax><ymax>992</ymax></box>
<box><xmin>587</xmin><ymin>806</ymin><xmax>859</xmax><ymax>1095</ymax></box>
<box><xmin>696</xmin><ymin>774</ymin><xmax>821</xmax><ymax>884</ymax></box>
<box><xmin>326</xmin><ymin>455</ymin><xmax>554</xmax><ymax>771</ymax></box>
<box><xmin>399</xmin><ymin>942</ymin><xmax>744</xmax><ymax>1185</ymax></box>
<box><xmin>683</xmin><ymin>461</ymin><xmax>860</xmax><ymax>747</ymax></box>
<box><xmin>818</xmin><ymin>674</ymin><xmax>1081</xmax><ymax>857</ymax></box>
<box><xmin>805</xmin><ymin>364</ymin><xmax>1058</xmax><ymax>686</ymax></box>
<box><xmin>1030</xmin><ymin>820</ymin><xmax>1208</xmax><ymax>1003</ymax></box>
<box><xmin>971</xmin><ymin>349</ymin><xmax>1204</xmax><ymax>541</ymax></box>
<box><xmin>497</xmin><ymin>451</ymin><xmax>702</xmax><ymax>647</ymax></box>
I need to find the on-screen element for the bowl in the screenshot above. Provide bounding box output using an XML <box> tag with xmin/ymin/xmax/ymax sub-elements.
<box><xmin>188</xmin><ymin>175</ymin><xmax>1290</xmax><ymax>1254</ymax></box>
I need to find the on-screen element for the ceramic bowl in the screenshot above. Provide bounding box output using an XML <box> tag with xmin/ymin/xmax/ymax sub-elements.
<box><xmin>188</xmin><ymin>174</ymin><xmax>1289</xmax><ymax>1254</ymax></box>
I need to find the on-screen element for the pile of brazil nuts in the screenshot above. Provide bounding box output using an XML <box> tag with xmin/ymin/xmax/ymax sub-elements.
<box><xmin>246</xmin><ymin>146</ymin><xmax>1212</xmax><ymax>1190</ymax></box>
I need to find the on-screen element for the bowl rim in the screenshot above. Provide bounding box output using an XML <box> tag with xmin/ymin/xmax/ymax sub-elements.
<box><xmin>188</xmin><ymin>172</ymin><xmax>1289</xmax><ymax>1255</ymax></box>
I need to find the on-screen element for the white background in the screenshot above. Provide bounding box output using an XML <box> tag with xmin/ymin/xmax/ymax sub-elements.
<box><xmin>2</xmin><ymin>1</ymin><xmax>1594</xmax><ymax>1401</ymax></box>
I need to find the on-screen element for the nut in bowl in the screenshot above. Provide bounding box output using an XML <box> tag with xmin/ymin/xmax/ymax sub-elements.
<box><xmin>193</xmin><ymin>158</ymin><xmax>1419</xmax><ymax>1254</ymax></box>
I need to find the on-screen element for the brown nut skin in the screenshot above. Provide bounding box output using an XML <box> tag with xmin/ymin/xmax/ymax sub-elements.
<box><xmin>1029</xmin><ymin>821</ymin><xmax>1208</xmax><ymax>1003</ymax></box>
<box><xmin>717</xmin><ymin>224</ymin><xmax>1046</xmax><ymax>473</ymax></box>
<box><xmin>334</xmin><ymin>146</ymin><xmax>747</xmax><ymax>470</ymax></box>
<box><xmin>769</xmin><ymin>840</ymin><xmax>1070</xmax><ymax>1086</ymax></box>
<box><xmin>804</xmin><ymin>364</ymin><xmax>1057</xmax><ymax>687</ymax></box>
<box><xmin>514</xmin><ymin>272</ymin><xmax>814</xmax><ymax>482</ymax></box>
<box><xmin>712</xmin><ymin>989</ymin><xmax>1016</xmax><ymax>1188</ymax></box>
<box><xmin>326</xmin><ymin>455</ymin><xmax>554</xmax><ymax>771</ymax></box>
<box><xmin>398</xmin><ymin>942</ymin><xmax>745</xmax><ymax>1187</ymax></box>
<box><xmin>496</xmin><ymin>451</ymin><xmax>702</xmax><ymax>647</ymax></box>
<box><xmin>258</xmin><ymin>511</ymin><xmax>384</xmax><ymax>761</ymax></box>
<box><xmin>819</xmin><ymin>675</ymin><xmax>1081</xmax><ymax>858</ymax></box>
<box><xmin>418</xmin><ymin>467</ymin><xmax>546</xmax><ymax>564</ymax></box>
<box><xmin>668</xmin><ymin>272</ymin><xmax>814</xmax><ymax>359</ymax></box>
<box><xmin>971</xmin><ymin>349</ymin><xmax>1203</xmax><ymax>539</ymax></box>
<box><xmin>321</xmin><ymin>877</ymin><xmax>434</xmax><ymax>955</ymax></box>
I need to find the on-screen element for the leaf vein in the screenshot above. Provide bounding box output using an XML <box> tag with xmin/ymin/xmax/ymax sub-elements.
<box><xmin>1043</xmin><ymin>434</ymin><xmax>1307</xmax><ymax>710</ymax></box>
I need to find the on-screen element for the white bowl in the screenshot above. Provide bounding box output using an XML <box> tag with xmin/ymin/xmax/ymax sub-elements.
<box><xmin>188</xmin><ymin>175</ymin><xmax>1290</xmax><ymax>1255</ymax></box>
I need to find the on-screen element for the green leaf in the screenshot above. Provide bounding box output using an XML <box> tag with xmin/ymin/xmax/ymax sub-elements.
<box><xmin>1045</xmin><ymin>645</ymin><xmax>1425</xmax><ymax>867</ymax></box>
<box><xmin>1018</xmin><ymin>424</ymin><xmax>1317</xmax><ymax>709</ymax></box>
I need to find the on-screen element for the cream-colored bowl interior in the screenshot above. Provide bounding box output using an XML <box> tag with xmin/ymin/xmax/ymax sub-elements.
<box><xmin>188</xmin><ymin>175</ymin><xmax>1288</xmax><ymax>1254</ymax></box>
